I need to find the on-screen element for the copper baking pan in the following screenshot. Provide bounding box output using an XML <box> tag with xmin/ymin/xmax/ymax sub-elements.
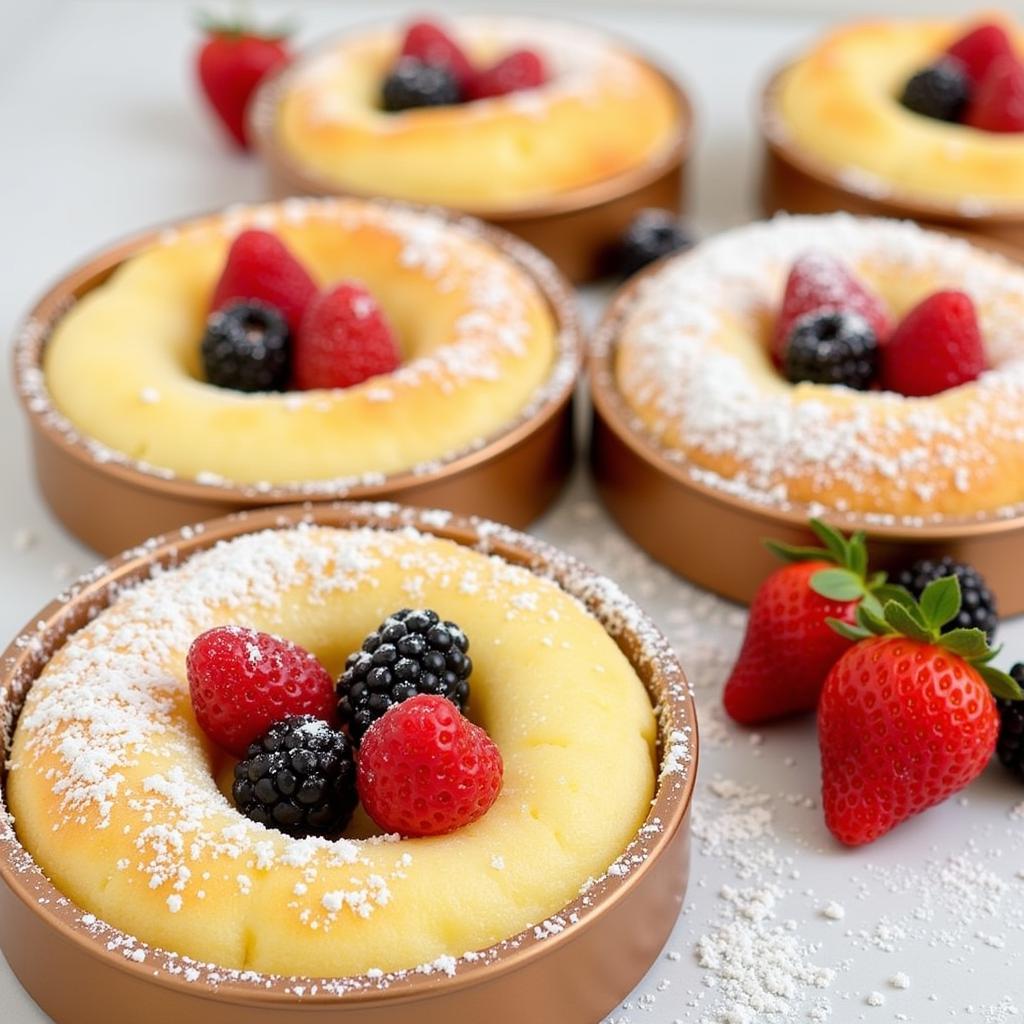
<box><xmin>248</xmin><ymin>22</ymin><xmax>693</xmax><ymax>284</ymax></box>
<box><xmin>12</xmin><ymin>200</ymin><xmax>582</xmax><ymax>557</ymax></box>
<box><xmin>759</xmin><ymin>64</ymin><xmax>1024</xmax><ymax>252</ymax></box>
<box><xmin>588</xmin><ymin>244</ymin><xmax>1024</xmax><ymax>614</ymax></box>
<box><xmin>0</xmin><ymin>502</ymin><xmax>696</xmax><ymax>1024</ymax></box>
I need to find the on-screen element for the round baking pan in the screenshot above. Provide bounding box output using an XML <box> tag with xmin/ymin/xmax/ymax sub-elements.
<box><xmin>0</xmin><ymin>502</ymin><xmax>696</xmax><ymax>1024</ymax></box>
<box><xmin>249</xmin><ymin>22</ymin><xmax>693</xmax><ymax>284</ymax></box>
<box><xmin>588</xmin><ymin>241</ymin><xmax>1024</xmax><ymax>614</ymax></box>
<box><xmin>759</xmin><ymin>64</ymin><xmax>1024</xmax><ymax>252</ymax></box>
<box><xmin>12</xmin><ymin>200</ymin><xmax>582</xmax><ymax>557</ymax></box>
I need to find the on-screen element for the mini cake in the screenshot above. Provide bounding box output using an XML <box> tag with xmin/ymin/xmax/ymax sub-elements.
<box><xmin>6</xmin><ymin>520</ymin><xmax>658</xmax><ymax>979</ymax></box>
<box><xmin>38</xmin><ymin>197</ymin><xmax>560</xmax><ymax>488</ymax></box>
<box><xmin>258</xmin><ymin>16</ymin><xmax>682</xmax><ymax>212</ymax></box>
<box><xmin>763</xmin><ymin>17</ymin><xmax>1024</xmax><ymax>227</ymax></box>
<box><xmin>612</xmin><ymin>214</ymin><xmax>1024</xmax><ymax>519</ymax></box>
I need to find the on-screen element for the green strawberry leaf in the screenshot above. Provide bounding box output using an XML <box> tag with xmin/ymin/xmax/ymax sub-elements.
<box><xmin>978</xmin><ymin>664</ymin><xmax>1024</xmax><ymax>702</ymax></box>
<box><xmin>826</xmin><ymin>617</ymin><xmax>872</xmax><ymax>642</ymax></box>
<box><xmin>848</xmin><ymin>533</ymin><xmax>868</xmax><ymax>578</ymax></box>
<box><xmin>763</xmin><ymin>539</ymin><xmax>833</xmax><ymax>564</ymax></box>
<box><xmin>919</xmin><ymin>575</ymin><xmax>961</xmax><ymax>631</ymax></box>
<box><xmin>884</xmin><ymin>601</ymin><xmax>933</xmax><ymax>644</ymax></box>
<box><xmin>809</xmin><ymin>519</ymin><xmax>849</xmax><ymax>564</ymax></box>
<box><xmin>810</xmin><ymin>568</ymin><xmax>865</xmax><ymax>603</ymax></box>
<box><xmin>873</xmin><ymin>583</ymin><xmax>916</xmax><ymax>609</ymax></box>
<box><xmin>938</xmin><ymin>628</ymin><xmax>990</xmax><ymax>660</ymax></box>
<box><xmin>856</xmin><ymin>600</ymin><xmax>891</xmax><ymax>637</ymax></box>
<box><xmin>859</xmin><ymin>590</ymin><xmax>884</xmax><ymax>621</ymax></box>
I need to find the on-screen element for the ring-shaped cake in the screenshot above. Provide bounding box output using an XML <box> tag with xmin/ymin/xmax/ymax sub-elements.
<box><xmin>39</xmin><ymin>197</ymin><xmax>559</xmax><ymax>487</ymax></box>
<box><xmin>613</xmin><ymin>214</ymin><xmax>1024</xmax><ymax>519</ymax></box>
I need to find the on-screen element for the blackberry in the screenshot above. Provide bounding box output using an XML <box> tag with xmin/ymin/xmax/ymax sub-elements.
<box><xmin>232</xmin><ymin>715</ymin><xmax>357</xmax><ymax>837</ymax></box>
<box><xmin>201</xmin><ymin>300</ymin><xmax>291</xmax><ymax>393</ymax></box>
<box><xmin>996</xmin><ymin>664</ymin><xmax>1024</xmax><ymax>783</ymax></box>
<box><xmin>613</xmin><ymin>209</ymin><xmax>694</xmax><ymax>278</ymax></box>
<box><xmin>899</xmin><ymin>60</ymin><xmax>972</xmax><ymax>123</ymax></box>
<box><xmin>382</xmin><ymin>58</ymin><xmax>461</xmax><ymax>112</ymax></box>
<box><xmin>337</xmin><ymin>608</ymin><xmax>471</xmax><ymax>744</ymax></box>
<box><xmin>784</xmin><ymin>310</ymin><xmax>879</xmax><ymax>390</ymax></box>
<box><xmin>894</xmin><ymin>556</ymin><xmax>998</xmax><ymax>640</ymax></box>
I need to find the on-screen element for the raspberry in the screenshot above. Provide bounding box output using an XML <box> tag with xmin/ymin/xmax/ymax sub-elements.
<box><xmin>467</xmin><ymin>49</ymin><xmax>548</xmax><ymax>101</ymax></box>
<box><xmin>773</xmin><ymin>251</ymin><xmax>891</xmax><ymax>365</ymax></box>
<box><xmin>337</xmin><ymin>609</ymin><xmax>471</xmax><ymax>744</ymax></box>
<box><xmin>965</xmin><ymin>55</ymin><xmax>1024</xmax><ymax>133</ymax></box>
<box><xmin>399</xmin><ymin>19</ymin><xmax>475</xmax><ymax>89</ymax></box>
<box><xmin>187</xmin><ymin>626</ymin><xmax>336</xmax><ymax>756</ymax></box>
<box><xmin>294</xmin><ymin>282</ymin><xmax>401</xmax><ymax>390</ymax></box>
<box><xmin>232</xmin><ymin>716</ymin><xmax>357</xmax><ymax>836</ymax></box>
<box><xmin>382</xmin><ymin>58</ymin><xmax>462</xmax><ymax>112</ymax></box>
<box><xmin>784</xmin><ymin>310</ymin><xmax>879</xmax><ymax>390</ymax></box>
<box><xmin>895</xmin><ymin>556</ymin><xmax>998</xmax><ymax>640</ymax></box>
<box><xmin>613</xmin><ymin>209</ymin><xmax>694</xmax><ymax>279</ymax></box>
<box><xmin>357</xmin><ymin>694</ymin><xmax>503</xmax><ymax>837</ymax></box>
<box><xmin>209</xmin><ymin>229</ymin><xmax>317</xmax><ymax>335</ymax></box>
<box><xmin>880</xmin><ymin>290</ymin><xmax>986</xmax><ymax>397</ymax></box>
<box><xmin>899</xmin><ymin>61</ymin><xmax>972</xmax><ymax>122</ymax></box>
<box><xmin>946</xmin><ymin>22</ymin><xmax>1017</xmax><ymax>85</ymax></box>
<box><xmin>200</xmin><ymin>300</ymin><xmax>291</xmax><ymax>392</ymax></box>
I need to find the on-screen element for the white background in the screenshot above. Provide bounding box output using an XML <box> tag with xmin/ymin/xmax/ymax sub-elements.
<box><xmin>1</xmin><ymin>3</ymin><xmax>1023</xmax><ymax>1022</ymax></box>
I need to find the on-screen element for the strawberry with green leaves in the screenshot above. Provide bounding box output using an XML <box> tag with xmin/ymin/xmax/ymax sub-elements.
<box><xmin>820</xmin><ymin>576</ymin><xmax>1022</xmax><ymax>846</ymax></box>
<box><xmin>723</xmin><ymin>520</ymin><xmax>904</xmax><ymax>725</ymax></box>
<box><xmin>196</xmin><ymin>14</ymin><xmax>291</xmax><ymax>149</ymax></box>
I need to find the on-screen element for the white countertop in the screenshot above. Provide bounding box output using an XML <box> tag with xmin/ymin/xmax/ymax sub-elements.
<box><xmin>1</xmin><ymin>3</ymin><xmax>1021</xmax><ymax>1022</ymax></box>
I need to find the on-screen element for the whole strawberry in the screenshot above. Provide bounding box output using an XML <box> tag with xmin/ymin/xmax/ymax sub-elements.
<box><xmin>881</xmin><ymin>290</ymin><xmax>986</xmax><ymax>397</ymax></box>
<box><xmin>187</xmin><ymin>625</ymin><xmax>337</xmax><ymax>756</ymax></box>
<box><xmin>357</xmin><ymin>694</ymin><xmax>503</xmax><ymax>837</ymax></box>
<box><xmin>295</xmin><ymin>282</ymin><xmax>401</xmax><ymax>390</ymax></box>
<box><xmin>819</xmin><ymin>576</ymin><xmax>1022</xmax><ymax>846</ymax></box>
<box><xmin>723</xmin><ymin>520</ymin><xmax>902</xmax><ymax>725</ymax></box>
<box><xmin>196</xmin><ymin>16</ymin><xmax>290</xmax><ymax>149</ymax></box>
<box><xmin>210</xmin><ymin>229</ymin><xmax>317</xmax><ymax>336</ymax></box>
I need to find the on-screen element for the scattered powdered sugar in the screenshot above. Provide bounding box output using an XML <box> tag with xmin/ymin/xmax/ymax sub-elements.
<box><xmin>607</xmin><ymin>213</ymin><xmax>1024</xmax><ymax>521</ymax></box>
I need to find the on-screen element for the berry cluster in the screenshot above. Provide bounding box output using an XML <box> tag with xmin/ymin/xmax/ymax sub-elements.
<box><xmin>724</xmin><ymin>521</ymin><xmax>1022</xmax><ymax>846</ymax></box>
<box><xmin>187</xmin><ymin>611</ymin><xmax>503</xmax><ymax>840</ymax></box>
<box><xmin>382</xmin><ymin>20</ymin><xmax>547</xmax><ymax>112</ymax></box>
<box><xmin>774</xmin><ymin>251</ymin><xmax>986</xmax><ymax>396</ymax></box>
<box><xmin>612</xmin><ymin>209</ymin><xmax>694</xmax><ymax>279</ymax></box>
<box><xmin>899</xmin><ymin>22</ymin><xmax>1024</xmax><ymax>133</ymax></box>
<box><xmin>200</xmin><ymin>229</ymin><xmax>400</xmax><ymax>395</ymax></box>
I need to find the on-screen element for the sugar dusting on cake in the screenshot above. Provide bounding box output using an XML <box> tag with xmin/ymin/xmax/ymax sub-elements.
<box><xmin>0</xmin><ymin>504</ymin><xmax>692</xmax><ymax>996</ymax></box>
<box><xmin>14</xmin><ymin>197</ymin><xmax>579</xmax><ymax>497</ymax></box>
<box><xmin>608</xmin><ymin>213</ymin><xmax>1024</xmax><ymax>522</ymax></box>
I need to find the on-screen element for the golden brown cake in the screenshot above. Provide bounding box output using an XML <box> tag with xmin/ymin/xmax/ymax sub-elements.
<box><xmin>263</xmin><ymin>16</ymin><xmax>682</xmax><ymax>211</ymax></box>
<box><xmin>613</xmin><ymin>214</ymin><xmax>1024</xmax><ymax>520</ymax></box>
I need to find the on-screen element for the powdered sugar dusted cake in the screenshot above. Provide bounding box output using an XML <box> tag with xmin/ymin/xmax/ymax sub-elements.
<box><xmin>612</xmin><ymin>215</ymin><xmax>1024</xmax><ymax>521</ymax></box>
<box><xmin>5</xmin><ymin>520</ymin><xmax>663</xmax><ymax>979</ymax></box>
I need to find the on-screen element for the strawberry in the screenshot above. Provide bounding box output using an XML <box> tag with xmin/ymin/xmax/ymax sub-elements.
<box><xmin>723</xmin><ymin>520</ymin><xmax>902</xmax><ymax>725</ymax></box>
<box><xmin>946</xmin><ymin>22</ymin><xmax>1017</xmax><ymax>86</ymax></box>
<box><xmin>880</xmin><ymin>290</ymin><xmax>986</xmax><ymax>397</ymax></box>
<box><xmin>294</xmin><ymin>282</ymin><xmax>401</xmax><ymax>391</ymax></box>
<box><xmin>772</xmin><ymin>252</ymin><xmax>891</xmax><ymax>365</ymax></box>
<box><xmin>186</xmin><ymin>626</ymin><xmax>336</xmax><ymax>757</ymax></box>
<box><xmin>820</xmin><ymin>576</ymin><xmax>1022</xmax><ymax>846</ymax></box>
<box><xmin>357</xmin><ymin>694</ymin><xmax>503</xmax><ymax>837</ymax></box>
<box><xmin>965</xmin><ymin>55</ymin><xmax>1024</xmax><ymax>133</ymax></box>
<box><xmin>210</xmin><ymin>229</ymin><xmax>317</xmax><ymax>336</ymax></box>
<box><xmin>400</xmin><ymin>19</ymin><xmax>475</xmax><ymax>90</ymax></box>
<box><xmin>468</xmin><ymin>49</ymin><xmax>548</xmax><ymax>101</ymax></box>
<box><xmin>196</xmin><ymin>17</ymin><xmax>290</xmax><ymax>148</ymax></box>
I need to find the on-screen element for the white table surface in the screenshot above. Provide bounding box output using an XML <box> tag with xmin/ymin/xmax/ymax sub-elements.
<box><xmin>2</xmin><ymin>3</ymin><xmax>1022</xmax><ymax>1022</ymax></box>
